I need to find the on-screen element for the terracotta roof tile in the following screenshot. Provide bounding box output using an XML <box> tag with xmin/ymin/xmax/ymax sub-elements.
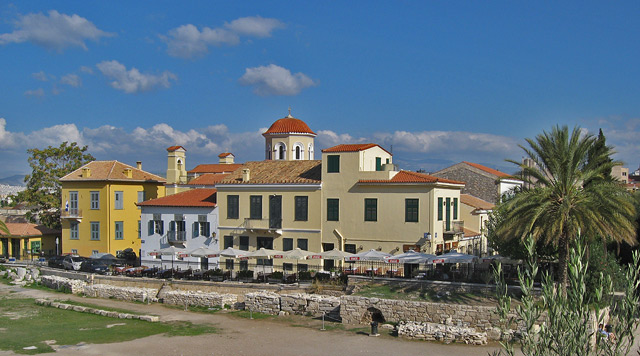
<box><xmin>358</xmin><ymin>170</ymin><xmax>464</xmax><ymax>185</ymax></box>
<box><xmin>0</xmin><ymin>223</ymin><xmax>60</xmax><ymax>237</ymax></box>
<box><xmin>60</xmin><ymin>161</ymin><xmax>166</xmax><ymax>183</ymax></box>
<box><xmin>460</xmin><ymin>194</ymin><xmax>495</xmax><ymax>210</ymax></box>
<box><xmin>322</xmin><ymin>143</ymin><xmax>391</xmax><ymax>155</ymax></box>
<box><xmin>187</xmin><ymin>173</ymin><xmax>231</xmax><ymax>186</ymax></box>
<box><xmin>137</xmin><ymin>188</ymin><xmax>217</xmax><ymax>207</ymax></box>
<box><xmin>188</xmin><ymin>164</ymin><xmax>243</xmax><ymax>174</ymax></box>
<box><xmin>463</xmin><ymin>227</ymin><xmax>481</xmax><ymax>238</ymax></box>
<box><xmin>263</xmin><ymin>117</ymin><xmax>316</xmax><ymax>136</ymax></box>
<box><xmin>167</xmin><ymin>146</ymin><xmax>185</xmax><ymax>152</ymax></box>
<box><xmin>218</xmin><ymin>152</ymin><xmax>234</xmax><ymax>158</ymax></box>
<box><xmin>463</xmin><ymin>161</ymin><xmax>511</xmax><ymax>178</ymax></box>
<box><xmin>218</xmin><ymin>160</ymin><xmax>322</xmax><ymax>185</ymax></box>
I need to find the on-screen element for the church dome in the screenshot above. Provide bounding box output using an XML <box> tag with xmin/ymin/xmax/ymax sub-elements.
<box><xmin>263</xmin><ymin>114</ymin><xmax>316</xmax><ymax>137</ymax></box>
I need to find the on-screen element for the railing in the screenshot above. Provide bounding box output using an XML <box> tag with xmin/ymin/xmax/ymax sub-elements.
<box><xmin>167</xmin><ymin>230</ymin><xmax>187</xmax><ymax>242</ymax></box>
<box><xmin>443</xmin><ymin>220</ymin><xmax>464</xmax><ymax>234</ymax></box>
<box><xmin>61</xmin><ymin>208</ymin><xmax>82</xmax><ymax>218</ymax></box>
<box><xmin>243</xmin><ymin>218</ymin><xmax>282</xmax><ymax>230</ymax></box>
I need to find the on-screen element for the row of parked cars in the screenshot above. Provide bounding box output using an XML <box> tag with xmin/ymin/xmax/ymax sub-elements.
<box><xmin>47</xmin><ymin>255</ymin><xmax>112</xmax><ymax>274</ymax></box>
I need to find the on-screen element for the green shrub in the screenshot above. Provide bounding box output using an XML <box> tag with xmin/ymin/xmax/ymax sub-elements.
<box><xmin>237</xmin><ymin>270</ymin><xmax>253</xmax><ymax>279</ymax></box>
<box><xmin>270</xmin><ymin>271</ymin><xmax>283</xmax><ymax>279</ymax></box>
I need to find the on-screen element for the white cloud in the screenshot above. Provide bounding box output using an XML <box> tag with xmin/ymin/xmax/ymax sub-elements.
<box><xmin>316</xmin><ymin>130</ymin><xmax>364</xmax><ymax>148</ymax></box>
<box><xmin>239</xmin><ymin>64</ymin><xmax>316</xmax><ymax>96</ymax></box>
<box><xmin>0</xmin><ymin>10</ymin><xmax>113</xmax><ymax>51</ymax></box>
<box><xmin>60</xmin><ymin>73</ymin><xmax>81</xmax><ymax>87</ymax></box>
<box><xmin>32</xmin><ymin>71</ymin><xmax>49</xmax><ymax>81</ymax></box>
<box><xmin>24</xmin><ymin>88</ymin><xmax>45</xmax><ymax>97</ymax></box>
<box><xmin>224</xmin><ymin>16</ymin><xmax>284</xmax><ymax>37</ymax></box>
<box><xmin>0</xmin><ymin>118</ymin><xmax>19</xmax><ymax>148</ymax></box>
<box><xmin>96</xmin><ymin>60</ymin><xmax>177</xmax><ymax>94</ymax></box>
<box><xmin>163</xmin><ymin>16</ymin><xmax>284</xmax><ymax>59</ymax></box>
<box><xmin>29</xmin><ymin>124</ymin><xmax>83</xmax><ymax>146</ymax></box>
<box><xmin>80</xmin><ymin>66</ymin><xmax>94</xmax><ymax>74</ymax></box>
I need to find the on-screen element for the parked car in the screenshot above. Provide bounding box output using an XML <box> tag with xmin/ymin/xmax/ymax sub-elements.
<box><xmin>62</xmin><ymin>255</ymin><xmax>85</xmax><ymax>271</ymax></box>
<box><xmin>80</xmin><ymin>260</ymin><xmax>110</xmax><ymax>274</ymax></box>
<box><xmin>47</xmin><ymin>255</ymin><xmax>65</xmax><ymax>269</ymax></box>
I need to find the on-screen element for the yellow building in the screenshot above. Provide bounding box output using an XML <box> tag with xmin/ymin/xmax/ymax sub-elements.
<box><xmin>60</xmin><ymin>161</ymin><xmax>166</xmax><ymax>257</ymax></box>
<box><xmin>0</xmin><ymin>223</ymin><xmax>60</xmax><ymax>260</ymax></box>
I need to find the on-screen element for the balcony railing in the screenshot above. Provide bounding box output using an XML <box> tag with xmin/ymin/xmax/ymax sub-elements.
<box><xmin>244</xmin><ymin>218</ymin><xmax>283</xmax><ymax>231</ymax></box>
<box><xmin>443</xmin><ymin>220</ymin><xmax>464</xmax><ymax>234</ymax></box>
<box><xmin>61</xmin><ymin>208</ymin><xmax>82</xmax><ymax>219</ymax></box>
<box><xmin>167</xmin><ymin>230</ymin><xmax>187</xmax><ymax>242</ymax></box>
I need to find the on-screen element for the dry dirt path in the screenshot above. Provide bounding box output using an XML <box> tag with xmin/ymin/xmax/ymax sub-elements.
<box><xmin>0</xmin><ymin>283</ymin><xmax>503</xmax><ymax>356</ymax></box>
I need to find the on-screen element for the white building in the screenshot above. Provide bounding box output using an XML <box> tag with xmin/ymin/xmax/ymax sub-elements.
<box><xmin>138</xmin><ymin>188</ymin><xmax>219</xmax><ymax>270</ymax></box>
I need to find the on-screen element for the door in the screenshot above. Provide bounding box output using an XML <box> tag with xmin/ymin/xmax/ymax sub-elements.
<box><xmin>269</xmin><ymin>195</ymin><xmax>282</xmax><ymax>229</ymax></box>
<box><xmin>201</xmin><ymin>257</ymin><xmax>209</xmax><ymax>270</ymax></box>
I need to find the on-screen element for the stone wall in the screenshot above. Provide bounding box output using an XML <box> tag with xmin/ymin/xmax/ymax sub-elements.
<box><xmin>432</xmin><ymin>164</ymin><xmax>499</xmax><ymax>204</ymax></box>
<box><xmin>397</xmin><ymin>321</ymin><xmax>488</xmax><ymax>345</ymax></box>
<box><xmin>348</xmin><ymin>276</ymin><xmax>524</xmax><ymax>297</ymax></box>
<box><xmin>280</xmin><ymin>293</ymin><xmax>341</xmax><ymax>319</ymax></box>
<box><xmin>35</xmin><ymin>299</ymin><xmax>159</xmax><ymax>322</ymax></box>
<box><xmin>83</xmin><ymin>284</ymin><xmax>159</xmax><ymax>303</ymax></box>
<box><xmin>244</xmin><ymin>291</ymin><xmax>281</xmax><ymax>315</ymax></box>
<box><xmin>162</xmin><ymin>290</ymin><xmax>238</xmax><ymax>308</ymax></box>
<box><xmin>41</xmin><ymin>275</ymin><xmax>87</xmax><ymax>294</ymax></box>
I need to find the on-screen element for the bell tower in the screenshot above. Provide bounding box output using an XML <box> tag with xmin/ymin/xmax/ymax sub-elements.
<box><xmin>262</xmin><ymin>109</ymin><xmax>317</xmax><ymax>161</ymax></box>
<box><xmin>166</xmin><ymin>146</ymin><xmax>187</xmax><ymax>185</ymax></box>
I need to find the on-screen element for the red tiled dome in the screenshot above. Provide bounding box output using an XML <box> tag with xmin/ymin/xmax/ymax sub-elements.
<box><xmin>263</xmin><ymin>116</ymin><xmax>316</xmax><ymax>136</ymax></box>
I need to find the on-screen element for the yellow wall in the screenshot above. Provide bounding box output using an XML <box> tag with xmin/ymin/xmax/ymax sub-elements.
<box><xmin>61</xmin><ymin>181</ymin><xmax>165</xmax><ymax>256</ymax></box>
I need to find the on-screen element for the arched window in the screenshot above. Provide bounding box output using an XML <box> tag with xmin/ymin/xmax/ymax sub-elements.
<box><xmin>279</xmin><ymin>145</ymin><xmax>285</xmax><ymax>160</ymax></box>
<box><xmin>295</xmin><ymin>146</ymin><xmax>301</xmax><ymax>160</ymax></box>
<box><xmin>177</xmin><ymin>159</ymin><xmax>183</xmax><ymax>171</ymax></box>
<box><xmin>274</xmin><ymin>142</ymin><xmax>286</xmax><ymax>160</ymax></box>
<box><xmin>293</xmin><ymin>142</ymin><xmax>304</xmax><ymax>160</ymax></box>
<box><xmin>308</xmin><ymin>143</ymin><xmax>314</xmax><ymax>160</ymax></box>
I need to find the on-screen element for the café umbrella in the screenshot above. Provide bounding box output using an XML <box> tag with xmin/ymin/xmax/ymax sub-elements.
<box><xmin>386</xmin><ymin>250</ymin><xmax>436</xmax><ymax>264</ymax></box>
<box><xmin>346</xmin><ymin>249</ymin><xmax>392</xmax><ymax>278</ymax></box>
<box><xmin>431</xmin><ymin>250</ymin><xmax>478</xmax><ymax>264</ymax></box>
<box><xmin>246</xmin><ymin>248</ymin><xmax>286</xmax><ymax>276</ymax></box>
<box><xmin>156</xmin><ymin>246</ymin><xmax>187</xmax><ymax>276</ymax></box>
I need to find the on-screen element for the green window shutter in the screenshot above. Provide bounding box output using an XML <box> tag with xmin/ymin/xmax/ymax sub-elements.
<box><xmin>365</xmin><ymin>198</ymin><xmax>377</xmax><ymax>221</ymax></box>
<box><xmin>193</xmin><ymin>222</ymin><xmax>199</xmax><ymax>238</ymax></box>
<box><xmin>405</xmin><ymin>199</ymin><xmax>418</xmax><ymax>222</ymax></box>
<box><xmin>327</xmin><ymin>199</ymin><xmax>339</xmax><ymax>221</ymax></box>
<box><xmin>376</xmin><ymin>157</ymin><xmax>382</xmax><ymax>171</ymax></box>
<box><xmin>437</xmin><ymin>197</ymin><xmax>443</xmax><ymax>221</ymax></box>
<box><xmin>453</xmin><ymin>198</ymin><xmax>458</xmax><ymax>219</ymax></box>
<box><xmin>327</xmin><ymin>155</ymin><xmax>340</xmax><ymax>173</ymax></box>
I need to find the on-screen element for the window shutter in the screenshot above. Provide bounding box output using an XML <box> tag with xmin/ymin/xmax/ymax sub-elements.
<box><xmin>193</xmin><ymin>222</ymin><xmax>199</xmax><ymax>238</ymax></box>
<box><xmin>159</xmin><ymin>221</ymin><xmax>164</xmax><ymax>235</ymax></box>
<box><xmin>205</xmin><ymin>223</ymin><xmax>210</xmax><ymax>237</ymax></box>
<box><xmin>148</xmin><ymin>221</ymin><xmax>154</xmax><ymax>236</ymax></box>
<box><xmin>170</xmin><ymin>221</ymin><xmax>176</xmax><ymax>232</ymax></box>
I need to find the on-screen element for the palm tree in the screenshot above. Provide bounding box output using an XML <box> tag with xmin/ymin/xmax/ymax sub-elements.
<box><xmin>496</xmin><ymin>125</ymin><xmax>636</xmax><ymax>292</ymax></box>
<box><xmin>0</xmin><ymin>220</ymin><xmax>8</xmax><ymax>235</ymax></box>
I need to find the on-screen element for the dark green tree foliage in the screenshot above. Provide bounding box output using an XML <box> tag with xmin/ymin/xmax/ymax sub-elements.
<box><xmin>494</xmin><ymin>126</ymin><xmax>636</xmax><ymax>292</ymax></box>
<box><xmin>0</xmin><ymin>220</ymin><xmax>8</xmax><ymax>235</ymax></box>
<box><xmin>18</xmin><ymin>142</ymin><xmax>94</xmax><ymax>229</ymax></box>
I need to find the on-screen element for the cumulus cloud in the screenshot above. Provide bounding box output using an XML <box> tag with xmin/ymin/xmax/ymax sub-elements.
<box><xmin>96</xmin><ymin>60</ymin><xmax>177</xmax><ymax>94</ymax></box>
<box><xmin>60</xmin><ymin>73</ymin><xmax>81</xmax><ymax>87</ymax></box>
<box><xmin>80</xmin><ymin>66</ymin><xmax>94</xmax><ymax>74</ymax></box>
<box><xmin>163</xmin><ymin>16</ymin><xmax>284</xmax><ymax>59</ymax></box>
<box><xmin>0</xmin><ymin>10</ymin><xmax>113</xmax><ymax>51</ymax></box>
<box><xmin>24</xmin><ymin>88</ymin><xmax>45</xmax><ymax>97</ymax></box>
<box><xmin>239</xmin><ymin>64</ymin><xmax>316</xmax><ymax>96</ymax></box>
<box><xmin>32</xmin><ymin>71</ymin><xmax>49</xmax><ymax>81</ymax></box>
<box><xmin>224</xmin><ymin>16</ymin><xmax>285</xmax><ymax>37</ymax></box>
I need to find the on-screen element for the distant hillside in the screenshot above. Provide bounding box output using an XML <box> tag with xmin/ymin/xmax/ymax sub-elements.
<box><xmin>0</xmin><ymin>175</ymin><xmax>26</xmax><ymax>186</ymax></box>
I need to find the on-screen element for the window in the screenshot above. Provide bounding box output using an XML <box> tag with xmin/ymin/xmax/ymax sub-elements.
<box><xmin>70</xmin><ymin>222</ymin><xmax>79</xmax><ymax>239</ymax></box>
<box><xmin>364</xmin><ymin>198</ymin><xmax>377</xmax><ymax>222</ymax></box>
<box><xmin>327</xmin><ymin>198</ymin><xmax>339</xmax><ymax>221</ymax></box>
<box><xmin>376</xmin><ymin>157</ymin><xmax>382</xmax><ymax>171</ymax></box>
<box><xmin>250</xmin><ymin>195</ymin><xmax>262</xmax><ymax>219</ymax></box>
<box><xmin>71</xmin><ymin>249</ymin><xmax>78</xmax><ymax>255</ymax></box>
<box><xmin>227</xmin><ymin>195</ymin><xmax>239</xmax><ymax>219</ymax></box>
<box><xmin>294</xmin><ymin>143</ymin><xmax>303</xmax><ymax>160</ymax></box>
<box><xmin>138</xmin><ymin>220</ymin><xmax>141</xmax><ymax>239</ymax></box>
<box><xmin>90</xmin><ymin>191</ymin><xmax>100</xmax><ymax>210</ymax></box>
<box><xmin>453</xmin><ymin>198</ymin><xmax>458</xmax><ymax>219</ymax></box>
<box><xmin>327</xmin><ymin>155</ymin><xmax>340</xmax><ymax>173</ymax></box>
<box><xmin>344</xmin><ymin>244</ymin><xmax>356</xmax><ymax>254</ymax></box>
<box><xmin>282</xmin><ymin>238</ymin><xmax>293</xmax><ymax>251</ymax></box>
<box><xmin>92</xmin><ymin>250</ymin><xmax>99</xmax><ymax>256</ymax></box>
<box><xmin>69</xmin><ymin>191</ymin><xmax>78</xmax><ymax>214</ymax></box>
<box><xmin>437</xmin><ymin>197</ymin><xmax>443</xmax><ymax>221</ymax></box>
<box><xmin>297</xmin><ymin>238</ymin><xmax>308</xmax><ymax>251</ymax></box>
<box><xmin>405</xmin><ymin>199</ymin><xmax>419</xmax><ymax>222</ymax></box>
<box><xmin>114</xmin><ymin>191</ymin><xmax>123</xmax><ymax>210</ymax></box>
<box><xmin>90</xmin><ymin>222</ymin><xmax>100</xmax><ymax>240</ymax></box>
<box><xmin>294</xmin><ymin>196</ymin><xmax>308</xmax><ymax>221</ymax></box>
<box><xmin>225</xmin><ymin>259</ymin><xmax>234</xmax><ymax>270</ymax></box>
<box><xmin>239</xmin><ymin>236</ymin><xmax>249</xmax><ymax>251</ymax></box>
<box><xmin>240</xmin><ymin>260</ymin><xmax>248</xmax><ymax>270</ymax></box>
<box><xmin>224</xmin><ymin>235</ymin><xmax>234</xmax><ymax>249</ymax></box>
<box><xmin>148</xmin><ymin>218</ymin><xmax>164</xmax><ymax>236</ymax></box>
<box><xmin>199</xmin><ymin>222</ymin><xmax>211</xmax><ymax>237</ymax></box>
<box><xmin>115</xmin><ymin>221</ymin><xmax>123</xmax><ymax>240</ymax></box>
<box><xmin>257</xmin><ymin>236</ymin><xmax>273</xmax><ymax>249</ymax></box>
<box><xmin>137</xmin><ymin>191</ymin><xmax>145</xmax><ymax>204</ymax></box>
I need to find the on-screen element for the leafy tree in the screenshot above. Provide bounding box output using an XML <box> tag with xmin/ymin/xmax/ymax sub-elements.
<box><xmin>494</xmin><ymin>126</ymin><xmax>636</xmax><ymax>292</ymax></box>
<box><xmin>0</xmin><ymin>220</ymin><xmax>8</xmax><ymax>235</ymax></box>
<box><xmin>18</xmin><ymin>142</ymin><xmax>94</xmax><ymax>229</ymax></box>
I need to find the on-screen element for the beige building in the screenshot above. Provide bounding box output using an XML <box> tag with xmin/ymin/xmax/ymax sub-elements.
<box><xmin>263</xmin><ymin>112</ymin><xmax>316</xmax><ymax>161</ymax></box>
<box><xmin>457</xmin><ymin>194</ymin><xmax>494</xmax><ymax>256</ymax></box>
<box><xmin>611</xmin><ymin>166</ymin><xmax>629</xmax><ymax>184</ymax></box>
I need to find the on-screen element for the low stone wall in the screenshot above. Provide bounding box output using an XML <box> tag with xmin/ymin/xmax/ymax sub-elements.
<box><xmin>280</xmin><ymin>293</ymin><xmax>341</xmax><ymax>319</ymax></box>
<box><xmin>35</xmin><ymin>298</ymin><xmax>159</xmax><ymax>322</ymax></box>
<box><xmin>397</xmin><ymin>321</ymin><xmax>488</xmax><ymax>345</ymax></box>
<box><xmin>340</xmin><ymin>295</ymin><xmax>503</xmax><ymax>340</ymax></box>
<box><xmin>41</xmin><ymin>275</ymin><xmax>87</xmax><ymax>294</ymax></box>
<box><xmin>83</xmin><ymin>284</ymin><xmax>159</xmax><ymax>303</ymax></box>
<box><xmin>244</xmin><ymin>291</ymin><xmax>281</xmax><ymax>315</ymax></box>
<box><xmin>347</xmin><ymin>275</ymin><xmax>523</xmax><ymax>296</ymax></box>
<box><xmin>162</xmin><ymin>290</ymin><xmax>238</xmax><ymax>308</ymax></box>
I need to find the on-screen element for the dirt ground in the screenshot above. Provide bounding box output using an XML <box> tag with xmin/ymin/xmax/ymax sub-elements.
<box><xmin>0</xmin><ymin>283</ymin><xmax>504</xmax><ymax>356</ymax></box>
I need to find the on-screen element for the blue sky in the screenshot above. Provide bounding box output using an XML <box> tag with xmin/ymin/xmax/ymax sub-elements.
<box><xmin>1</xmin><ymin>1</ymin><xmax>639</xmax><ymax>177</ymax></box>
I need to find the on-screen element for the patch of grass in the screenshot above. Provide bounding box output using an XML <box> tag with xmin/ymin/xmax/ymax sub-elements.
<box><xmin>353</xmin><ymin>283</ymin><xmax>499</xmax><ymax>305</ymax></box>
<box><xmin>228</xmin><ymin>310</ymin><xmax>273</xmax><ymax>320</ymax></box>
<box><xmin>56</xmin><ymin>299</ymin><xmax>149</xmax><ymax>316</ymax></box>
<box><xmin>163</xmin><ymin>304</ymin><xmax>226</xmax><ymax>314</ymax></box>
<box><xmin>0</xmin><ymin>297</ymin><xmax>217</xmax><ymax>355</ymax></box>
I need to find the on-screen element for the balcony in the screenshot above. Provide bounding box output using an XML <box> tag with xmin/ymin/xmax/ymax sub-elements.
<box><xmin>243</xmin><ymin>218</ymin><xmax>283</xmax><ymax>234</ymax></box>
<box><xmin>443</xmin><ymin>220</ymin><xmax>464</xmax><ymax>235</ymax></box>
<box><xmin>167</xmin><ymin>230</ymin><xmax>187</xmax><ymax>242</ymax></box>
<box><xmin>61</xmin><ymin>208</ymin><xmax>82</xmax><ymax>220</ymax></box>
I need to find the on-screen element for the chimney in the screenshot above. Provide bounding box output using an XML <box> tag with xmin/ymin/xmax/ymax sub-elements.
<box><xmin>136</xmin><ymin>161</ymin><xmax>142</xmax><ymax>170</ymax></box>
<box><xmin>219</xmin><ymin>152</ymin><xmax>235</xmax><ymax>164</ymax></box>
<box><xmin>242</xmin><ymin>168</ymin><xmax>250</xmax><ymax>182</ymax></box>
<box><xmin>124</xmin><ymin>168</ymin><xmax>133</xmax><ymax>178</ymax></box>
<box><xmin>82</xmin><ymin>167</ymin><xmax>91</xmax><ymax>178</ymax></box>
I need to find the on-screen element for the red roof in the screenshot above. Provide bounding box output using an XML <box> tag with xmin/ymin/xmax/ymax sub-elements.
<box><xmin>218</xmin><ymin>152</ymin><xmax>234</xmax><ymax>158</ymax></box>
<box><xmin>137</xmin><ymin>189</ymin><xmax>217</xmax><ymax>208</ymax></box>
<box><xmin>0</xmin><ymin>223</ymin><xmax>59</xmax><ymax>237</ymax></box>
<box><xmin>463</xmin><ymin>161</ymin><xmax>510</xmax><ymax>178</ymax></box>
<box><xmin>188</xmin><ymin>164</ymin><xmax>243</xmax><ymax>174</ymax></box>
<box><xmin>359</xmin><ymin>170</ymin><xmax>464</xmax><ymax>185</ymax></box>
<box><xmin>460</xmin><ymin>194</ymin><xmax>494</xmax><ymax>210</ymax></box>
<box><xmin>187</xmin><ymin>173</ymin><xmax>230</xmax><ymax>186</ymax></box>
<box><xmin>167</xmin><ymin>146</ymin><xmax>186</xmax><ymax>152</ymax></box>
<box><xmin>60</xmin><ymin>161</ymin><xmax>166</xmax><ymax>183</ymax></box>
<box><xmin>263</xmin><ymin>117</ymin><xmax>316</xmax><ymax>136</ymax></box>
<box><xmin>322</xmin><ymin>143</ymin><xmax>392</xmax><ymax>155</ymax></box>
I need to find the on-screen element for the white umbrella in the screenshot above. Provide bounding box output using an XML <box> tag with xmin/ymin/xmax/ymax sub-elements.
<box><xmin>218</xmin><ymin>247</ymin><xmax>248</xmax><ymax>258</ymax></box>
<box><xmin>188</xmin><ymin>247</ymin><xmax>218</xmax><ymax>258</ymax></box>
<box><xmin>481</xmin><ymin>255</ymin><xmax>520</xmax><ymax>264</ymax></box>
<box><xmin>281</xmin><ymin>248</ymin><xmax>313</xmax><ymax>260</ymax></box>
<box><xmin>245</xmin><ymin>247</ymin><xmax>285</xmax><ymax>259</ymax></box>
<box><xmin>386</xmin><ymin>250</ymin><xmax>436</xmax><ymax>264</ymax></box>
<box><xmin>156</xmin><ymin>246</ymin><xmax>187</xmax><ymax>275</ymax></box>
<box><xmin>431</xmin><ymin>250</ymin><xmax>478</xmax><ymax>264</ymax></box>
<box><xmin>311</xmin><ymin>248</ymin><xmax>354</xmax><ymax>260</ymax></box>
<box><xmin>346</xmin><ymin>249</ymin><xmax>392</xmax><ymax>262</ymax></box>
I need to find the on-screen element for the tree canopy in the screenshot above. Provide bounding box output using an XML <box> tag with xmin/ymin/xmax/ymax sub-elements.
<box><xmin>492</xmin><ymin>126</ymin><xmax>636</xmax><ymax>291</ymax></box>
<box><xmin>18</xmin><ymin>142</ymin><xmax>94</xmax><ymax>229</ymax></box>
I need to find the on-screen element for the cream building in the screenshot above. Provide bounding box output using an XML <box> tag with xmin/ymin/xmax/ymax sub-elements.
<box><xmin>457</xmin><ymin>194</ymin><xmax>494</xmax><ymax>256</ymax></box>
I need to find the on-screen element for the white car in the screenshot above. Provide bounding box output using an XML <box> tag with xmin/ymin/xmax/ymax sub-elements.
<box><xmin>62</xmin><ymin>255</ymin><xmax>85</xmax><ymax>271</ymax></box>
